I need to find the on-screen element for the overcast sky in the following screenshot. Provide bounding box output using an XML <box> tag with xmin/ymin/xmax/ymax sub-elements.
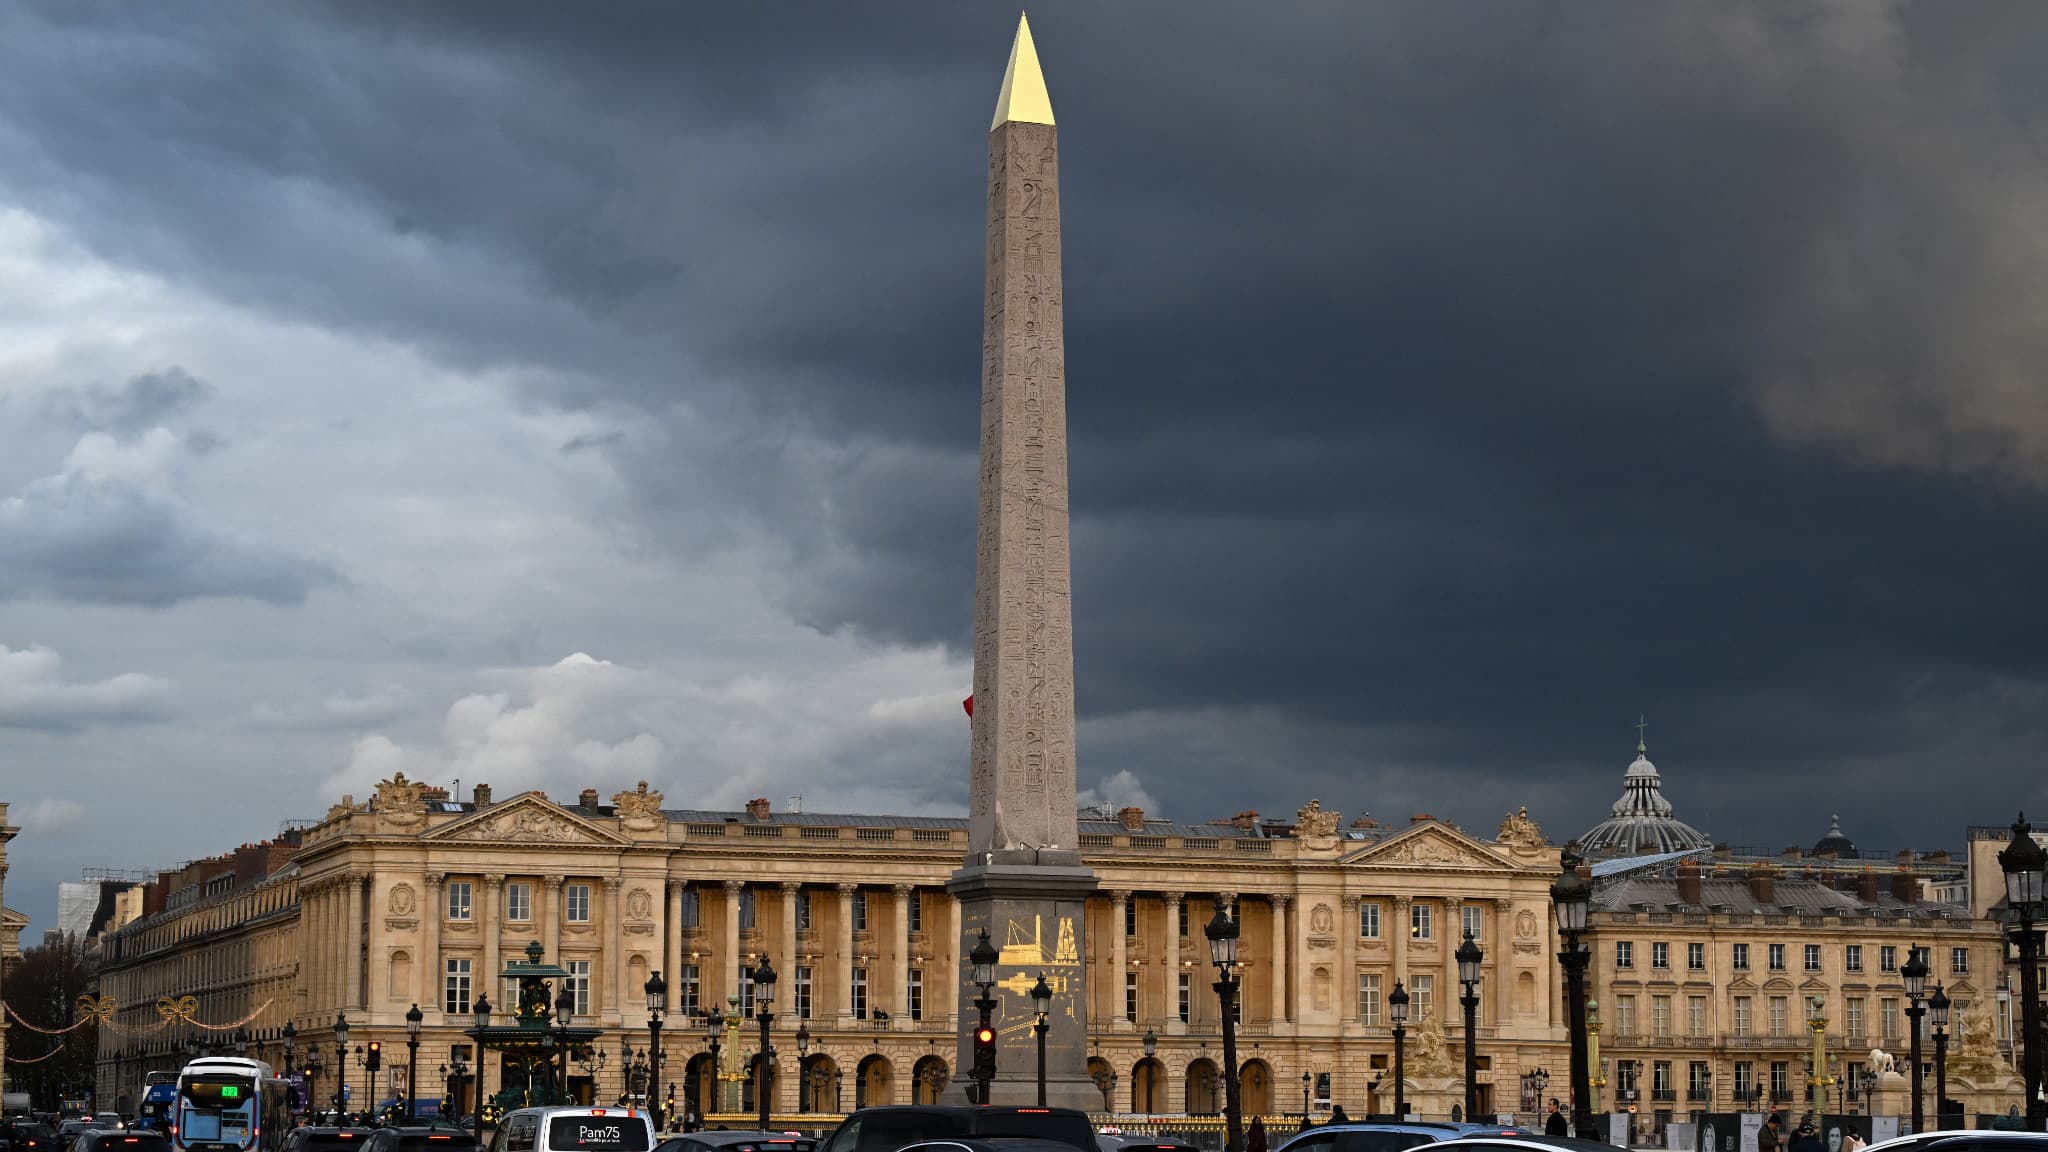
<box><xmin>4</xmin><ymin>2</ymin><xmax>2046</xmax><ymax>936</ymax></box>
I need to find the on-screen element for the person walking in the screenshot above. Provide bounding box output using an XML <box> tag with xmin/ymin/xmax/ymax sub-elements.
<box><xmin>1841</xmin><ymin>1130</ymin><xmax>1866</xmax><ymax>1152</ymax></box>
<box><xmin>1788</xmin><ymin>1121</ymin><xmax>1824</xmax><ymax>1152</ymax></box>
<box><xmin>1247</xmin><ymin>1115</ymin><xmax>1268</xmax><ymax>1152</ymax></box>
<box><xmin>1544</xmin><ymin>1100</ymin><xmax>1569</xmax><ymax>1138</ymax></box>
<box><xmin>1757</xmin><ymin>1114</ymin><xmax>1782</xmax><ymax>1152</ymax></box>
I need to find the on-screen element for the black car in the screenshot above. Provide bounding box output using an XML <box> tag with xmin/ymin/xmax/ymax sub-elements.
<box><xmin>898</xmin><ymin>1139</ymin><xmax>1091</xmax><ymax>1152</ymax></box>
<box><xmin>1</xmin><ymin>1121</ymin><xmax>59</xmax><ymax>1152</ymax></box>
<box><xmin>657</xmin><ymin>1132</ymin><xmax>815</xmax><ymax>1152</ymax></box>
<box><xmin>281</xmin><ymin>1126</ymin><xmax>381</xmax><ymax>1152</ymax></box>
<box><xmin>362</xmin><ymin>1128</ymin><xmax>486</xmax><ymax>1152</ymax></box>
<box><xmin>70</xmin><ymin>1132</ymin><xmax>169</xmax><ymax>1152</ymax></box>
<box><xmin>1095</xmin><ymin>1138</ymin><xmax>1199</xmax><ymax>1152</ymax></box>
<box><xmin>820</xmin><ymin>1108</ymin><xmax>1097</xmax><ymax>1152</ymax></box>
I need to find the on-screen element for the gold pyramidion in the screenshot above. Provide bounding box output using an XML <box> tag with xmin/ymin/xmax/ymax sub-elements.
<box><xmin>991</xmin><ymin>12</ymin><xmax>1055</xmax><ymax>131</ymax></box>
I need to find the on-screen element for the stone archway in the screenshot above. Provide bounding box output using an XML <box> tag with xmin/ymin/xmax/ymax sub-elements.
<box><xmin>1087</xmin><ymin>1057</ymin><xmax>1116</xmax><ymax>1112</ymax></box>
<box><xmin>1239</xmin><ymin>1058</ymin><xmax>1273</xmax><ymax>1116</ymax></box>
<box><xmin>683</xmin><ymin>1052</ymin><xmax>717</xmax><ymax>1116</ymax></box>
<box><xmin>856</xmin><ymin>1054</ymin><xmax>892</xmax><ymax>1110</ymax></box>
<box><xmin>911</xmin><ymin>1056</ymin><xmax>949</xmax><ymax>1105</ymax></box>
<box><xmin>1184</xmin><ymin>1058</ymin><xmax>1221</xmax><ymax>1115</ymax></box>
<box><xmin>800</xmin><ymin>1054</ymin><xmax>839</xmax><ymax>1113</ymax></box>
<box><xmin>1131</xmin><ymin>1058</ymin><xmax>1166</xmax><ymax>1114</ymax></box>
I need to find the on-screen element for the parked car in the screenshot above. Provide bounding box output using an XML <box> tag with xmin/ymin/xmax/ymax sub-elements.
<box><xmin>821</xmin><ymin>1108</ymin><xmax>1097</xmax><ymax>1152</ymax></box>
<box><xmin>656</xmin><ymin>1131</ymin><xmax>816</xmax><ymax>1152</ymax></box>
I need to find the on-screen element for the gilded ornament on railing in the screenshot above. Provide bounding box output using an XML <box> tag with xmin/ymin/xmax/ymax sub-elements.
<box><xmin>1295</xmin><ymin>800</ymin><xmax>1341</xmax><ymax>838</ymax></box>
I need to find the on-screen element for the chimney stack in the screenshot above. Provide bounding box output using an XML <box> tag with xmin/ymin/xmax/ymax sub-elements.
<box><xmin>1677</xmin><ymin>859</ymin><xmax>1704</xmax><ymax>906</ymax></box>
<box><xmin>1117</xmin><ymin>806</ymin><xmax>1146</xmax><ymax>831</ymax></box>
<box><xmin>1748</xmin><ymin>863</ymin><xmax>1776</xmax><ymax>905</ymax></box>
<box><xmin>747</xmin><ymin>797</ymin><xmax>772</xmax><ymax>821</ymax></box>
<box><xmin>1858</xmin><ymin>867</ymin><xmax>1880</xmax><ymax>903</ymax></box>
<box><xmin>1891</xmin><ymin>866</ymin><xmax>1918</xmax><ymax>903</ymax></box>
<box><xmin>473</xmin><ymin>783</ymin><xmax>493</xmax><ymax>808</ymax></box>
<box><xmin>579</xmin><ymin>788</ymin><xmax>600</xmax><ymax>808</ymax></box>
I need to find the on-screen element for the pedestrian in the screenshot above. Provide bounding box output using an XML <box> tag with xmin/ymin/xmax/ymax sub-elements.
<box><xmin>1297</xmin><ymin>1113</ymin><xmax>1312</xmax><ymax>1133</ymax></box>
<box><xmin>1326</xmin><ymin>1104</ymin><xmax>1349</xmax><ymax>1125</ymax></box>
<box><xmin>1544</xmin><ymin>1099</ymin><xmax>1569</xmax><ymax>1138</ymax></box>
<box><xmin>1841</xmin><ymin>1130</ymin><xmax>1866</xmax><ymax>1152</ymax></box>
<box><xmin>1247</xmin><ymin>1115</ymin><xmax>1267</xmax><ymax>1152</ymax></box>
<box><xmin>1788</xmin><ymin>1121</ymin><xmax>1823</xmax><ymax>1152</ymax></box>
<box><xmin>1757</xmin><ymin>1114</ymin><xmax>1781</xmax><ymax>1152</ymax></box>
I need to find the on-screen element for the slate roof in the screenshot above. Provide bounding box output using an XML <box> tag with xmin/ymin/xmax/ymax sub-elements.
<box><xmin>1593</xmin><ymin>873</ymin><xmax>1970</xmax><ymax>920</ymax></box>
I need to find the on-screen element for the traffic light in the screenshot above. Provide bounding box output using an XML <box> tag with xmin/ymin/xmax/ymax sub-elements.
<box><xmin>972</xmin><ymin>1024</ymin><xmax>998</xmax><ymax>1089</ymax></box>
<box><xmin>366</xmin><ymin>1041</ymin><xmax>382</xmax><ymax>1073</ymax></box>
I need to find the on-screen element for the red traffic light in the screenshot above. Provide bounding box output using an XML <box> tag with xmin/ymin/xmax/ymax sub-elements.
<box><xmin>974</xmin><ymin>1027</ymin><xmax>995</xmax><ymax>1044</ymax></box>
<box><xmin>368</xmin><ymin>1041</ymin><xmax>381</xmax><ymax>1052</ymax></box>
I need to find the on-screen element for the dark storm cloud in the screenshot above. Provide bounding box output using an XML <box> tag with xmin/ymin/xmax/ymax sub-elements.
<box><xmin>4</xmin><ymin>2</ymin><xmax>2047</xmax><ymax>845</ymax></box>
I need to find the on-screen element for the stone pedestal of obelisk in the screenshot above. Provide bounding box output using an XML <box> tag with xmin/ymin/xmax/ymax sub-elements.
<box><xmin>946</xmin><ymin>13</ymin><xmax>1099</xmax><ymax>1111</ymax></box>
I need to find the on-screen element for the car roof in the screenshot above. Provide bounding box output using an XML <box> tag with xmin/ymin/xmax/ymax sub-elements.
<box><xmin>675</xmin><ymin>1134</ymin><xmax>812</xmax><ymax>1146</ymax></box>
<box><xmin>899</xmin><ymin>1141</ymin><xmax>1087</xmax><ymax>1152</ymax></box>
<box><xmin>1916</xmin><ymin>1138</ymin><xmax>2048</xmax><ymax>1150</ymax></box>
<box><xmin>1436</xmin><ymin>1139</ymin><xmax>1621</xmax><ymax>1152</ymax></box>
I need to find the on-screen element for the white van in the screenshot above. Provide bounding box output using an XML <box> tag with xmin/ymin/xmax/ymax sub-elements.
<box><xmin>489</xmin><ymin>1107</ymin><xmax>654</xmax><ymax>1152</ymax></box>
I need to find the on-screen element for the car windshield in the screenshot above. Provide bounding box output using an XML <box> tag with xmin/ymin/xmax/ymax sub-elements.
<box><xmin>546</xmin><ymin>1118</ymin><xmax>648</xmax><ymax>1152</ymax></box>
<box><xmin>969</xmin><ymin>1113</ymin><xmax>1094</xmax><ymax>1151</ymax></box>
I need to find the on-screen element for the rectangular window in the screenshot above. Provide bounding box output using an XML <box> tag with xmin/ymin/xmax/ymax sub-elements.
<box><xmin>1651</xmin><ymin>995</ymin><xmax>1672</xmax><ymax>1038</ymax></box>
<box><xmin>677</xmin><ymin>965</ymin><xmax>700</xmax><ymax>1017</ymax></box>
<box><xmin>1804</xmin><ymin>944</ymin><xmax>1822</xmax><ymax>972</ymax></box>
<box><xmin>1359</xmin><ymin>973</ymin><xmax>1381</xmax><ymax>1025</ymax></box>
<box><xmin>1411</xmin><ymin>974</ymin><xmax>1434</xmax><ymax>1021</ymax></box>
<box><xmin>1768</xmin><ymin>996</ymin><xmax>1789</xmax><ymax>1037</ymax></box>
<box><xmin>908</xmin><ymin>968</ymin><xmax>923</xmax><ymax>1021</ymax></box>
<box><xmin>1845</xmin><ymin>945</ymin><xmax>1863</xmax><ymax>973</ymax></box>
<box><xmin>1125</xmin><ymin>900</ymin><xmax>1137</xmax><ymax>938</ymax></box>
<box><xmin>1178</xmin><ymin>973</ymin><xmax>1192</xmax><ymax>1023</ymax></box>
<box><xmin>794</xmin><ymin>965</ymin><xmax>814</xmax><ymax>1021</ymax></box>
<box><xmin>1616</xmin><ymin>995</ymin><xmax>1636</xmax><ymax>1036</ymax></box>
<box><xmin>444</xmin><ymin>958</ymin><xmax>472</xmax><ymax>1014</ymax></box>
<box><xmin>1951</xmin><ymin>947</ymin><xmax>1970</xmax><ymax>975</ymax></box>
<box><xmin>1770</xmin><ymin>1062</ymin><xmax>1790</xmax><ymax>1101</ymax></box>
<box><xmin>849</xmin><ymin>968</ymin><xmax>868</xmax><ymax>1020</ymax></box>
<box><xmin>1462</xmin><ymin>904</ymin><xmax>1483</xmax><ymax>941</ymax></box>
<box><xmin>1410</xmin><ymin>904</ymin><xmax>1433</xmax><ymax>940</ymax></box>
<box><xmin>739</xmin><ymin>971</ymin><xmax>755</xmax><ymax>1018</ymax></box>
<box><xmin>1652</xmin><ymin>1060</ymin><xmax>1673</xmax><ymax>1099</ymax></box>
<box><xmin>1733</xmin><ymin>1062</ymin><xmax>1754</xmax><ymax>1101</ymax></box>
<box><xmin>1617</xmin><ymin>1061</ymin><xmax>1638</xmax><ymax>1096</ymax></box>
<box><xmin>566</xmin><ymin>883</ymin><xmax>592</xmax><ymax>924</ymax></box>
<box><xmin>1846</xmin><ymin>997</ymin><xmax>1866</xmax><ymax>1039</ymax></box>
<box><xmin>908</xmin><ymin>894</ymin><xmax>923</xmax><ymax>934</ymax></box>
<box><xmin>1688</xmin><ymin>996</ymin><xmax>1707</xmax><ymax>1038</ymax></box>
<box><xmin>1688</xmin><ymin>942</ymin><xmax>1706</xmax><ymax>971</ymax></box>
<box><xmin>796</xmin><ymin>890</ymin><xmax>811</xmax><ymax>931</ymax></box>
<box><xmin>1360</xmin><ymin>902</ymin><xmax>1381</xmax><ymax>939</ymax></box>
<box><xmin>1881</xmin><ymin>998</ymin><xmax>1900</xmax><ymax>1040</ymax></box>
<box><xmin>853</xmin><ymin>891</ymin><xmax>869</xmax><ymax>932</ymax></box>
<box><xmin>1616</xmin><ymin>941</ymin><xmax>1634</xmax><ymax>970</ymax></box>
<box><xmin>1733</xmin><ymin>997</ymin><xmax>1752</xmax><ymax>1037</ymax></box>
<box><xmin>1769</xmin><ymin>943</ymin><xmax>1786</xmax><ymax>971</ymax></box>
<box><xmin>1688</xmin><ymin>1062</ymin><xmax>1711</xmax><ymax>1101</ymax></box>
<box><xmin>506</xmin><ymin>882</ymin><xmax>532</xmax><ymax>923</ymax></box>
<box><xmin>447</xmin><ymin>881</ymin><xmax>473</xmax><ymax>922</ymax></box>
<box><xmin>1880</xmin><ymin>945</ymin><xmax>1897</xmax><ymax>973</ymax></box>
<box><xmin>565</xmin><ymin>959</ymin><xmax>591</xmax><ymax>1018</ymax></box>
<box><xmin>1180</xmin><ymin>906</ymin><xmax>1190</xmax><ymax>937</ymax></box>
<box><xmin>679</xmin><ymin>888</ymin><xmax>699</xmax><ymax>929</ymax></box>
<box><xmin>1732</xmin><ymin>942</ymin><xmax>1750</xmax><ymax>971</ymax></box>
<box><xmin>1652</xmin><ymin>942</ymin><xmax>1670</xmax><ymax>970</ymax></box>
<box><xmin>1125</xmin><ymin>971</ymin><xmax>1139</xmax><ymax>1023</ymax></box>
<box><xmin>736</xmin><ymin>888</ymin><xmax>756</xmax><ymax>931</ymax></box>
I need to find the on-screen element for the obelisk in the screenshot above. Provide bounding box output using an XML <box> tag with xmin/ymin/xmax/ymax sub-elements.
<box><xmin>948</xmin><ymin>12</ymin><xmax>1098</xmax><ymax>1109</ymax></box>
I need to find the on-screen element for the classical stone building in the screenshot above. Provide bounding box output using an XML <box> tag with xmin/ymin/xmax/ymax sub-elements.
<box><xmin>2</xmin><ymin>801</ymin><xmax>22</xmax><ymax>1091</ymax></box>
<box><xmin>96</xmin><ymin>776</ymin><xmax>1575</xmax><ymax>1120</ymax></box>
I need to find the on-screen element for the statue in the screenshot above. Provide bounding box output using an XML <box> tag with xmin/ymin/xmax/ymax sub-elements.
<box><xmin>611</xmin><ymin>780</ymin><xmax>666</xmax><ymax>830</ymax></box>
<box><xmin>1496</xmin><ymin>806</ymin><xmax>1546</xmax><ymax>851</ymax></box>
<box><xmin>1408</xmin><ymin>1012</ymin><xmax>1458</xmax><ymax>1078</ymax></box>
<box><xmin>1296</xmin><ymin>799</ymin><xmax>1341</xmax><ymax>838</ymax></box>
<box><xmin>326</xmin><ymin>794</ymin><xmax>357</xmax><ymax>822</ymax></box>
<box><xmin>1866</xmin><ymin>1048</ymin><xmax>1897</xmax><ymax>1077</ymax></box>
<box><xmin>375</xmin><ymin>772</ymin><xmax>428</xmax><ymax>825</ymax></box>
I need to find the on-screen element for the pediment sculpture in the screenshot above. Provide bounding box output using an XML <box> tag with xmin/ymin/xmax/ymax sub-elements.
<box><xmin>1496</xmin><ymin>806</ymin><xmax>1546</xmax><ymax>852</ymax></box>
<box><xmin>450</xmin><ymin>803</ymin><xmax>599</xmax><ymax>844</ymax></box>
<box><xmin>376</xmin><ymin>772</ymin><xmax>429</xmax><ymax>825</ymax></box>
<box><xmin>1296</xmin><ymin>799</ymin><xmax>1341</xmax><ymax>838</ymax></box>
<box><xmin>1376</xmin><ymin>832</ymin><xmax>1480</xmax><ymax>868</ymax></box>
<box><xmin>612</xmin><ymin>780</ymin><xmax>666</xmax><ymax>831</ymax></box>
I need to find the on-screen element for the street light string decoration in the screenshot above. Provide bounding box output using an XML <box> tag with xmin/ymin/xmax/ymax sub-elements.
<box><xmin>2</xmin><ymin>1036</ymin><xmax>75</xmax><ymax>1064</ymax></box>
<box><xmin>4</xmin><ymin>994</ymin><xmax>277</xmax><ymax>1036</ymax></box>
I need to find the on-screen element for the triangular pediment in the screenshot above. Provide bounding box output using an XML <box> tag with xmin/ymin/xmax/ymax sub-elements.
<box><xmin>424</xmin><ymin>793</ymin><xmax>632</xmax><ymax>846</ymax></box>
<box><xmin>1342</xmin><ymin>823</ymin><xmax>1514</xmax><ymax>871</ymax></box>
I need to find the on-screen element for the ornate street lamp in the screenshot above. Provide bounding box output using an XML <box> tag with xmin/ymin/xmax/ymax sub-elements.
<box><xmin>1301</xmin><ymin>1071</ymin><xmax>1312</xmax><ymax>1124</ymax></box>
<box><xmin>646</xmin><ymin>971</ymin><xmax>667</xmax><ymax>1132</ymax></box>
<box><xmin>1205</xmin><ymin>902</ymin><xmax>1244</xmax><ymax>1152</ymax></box>
<box><xmin>555</xmin><ymin>983</ymin><xmax>576</xmax><ymax>1104</ymax></box>
<box><xmin>1999</xmin><ymin>813</ymin><xmax>2047</xmax><ymax>1131</ymax></box>
<box><xmin>705</xmin><ymin>1009</ymin><xmax>726</xmax><ymax>1118</ymax></box>
<box><xmin>794</xmin><ymin>1024</ymin><xmax>811</xmax><ymax>1112</ymax></box>
<box><xmin>282</xmin><ymin>1021</ymin><xmax>298</xmax><ymax>1111</ymax></box>
<box><xmin>1930</xmin><ymin>984</ymin><xmax>1951</xmax><ymax>1130</ymax></box>
<box><xmin>401</xmin><ymin>1004</ymin><xmax>423</xmax><ymax>1122</ymax></box>
<box><xmin>1027</xmin><ymin>973</ymin><xmax>1053</xmax><ymax>1107</ymax></box>
<box><xmin>1903</xmin><ymin>944</ymin><xmax>1929</xmax><ymax>1132</ymax></box>
<box><xmin>1551</xmin><ymin>844</ymin><xmax>1594</xmax><ymax>1139</ymax></box>
<box><xmin>1458</xmin><ymin>930</ymin><xmax>1484</xmax><ymax>1121</ymax></box>
<box><xmin>969</xmin><ymin>929</ymin><xmax>1000</xmax><ymax>1105</ymax></box>
<box><xmin>1389</xmin><ymin>980</ymin><xmax>1411</xmax><ymax>1120</ymax></box>
<box><xmin>333</xmin><ymin>1013</ymin><xmax>351</xmax><ymax>1114</ymax></box>
<box><xmin>752</xmin><ymin>956</ymin><xmax>778</xmax><ymax>1130</ymax></box>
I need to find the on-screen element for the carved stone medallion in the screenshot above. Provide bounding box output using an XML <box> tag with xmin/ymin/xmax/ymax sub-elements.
<box><xmin>389</xmin><ymin>883</ymin><xmax>416</xmax><ymax>916</ymax></box>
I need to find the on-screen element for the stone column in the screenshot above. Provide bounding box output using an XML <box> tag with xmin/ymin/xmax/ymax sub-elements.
<box><xmin>1340</xmin><ymin>895</ymin><xmax>1361</xmax><ymax>1025</ymax></box>
<box><xmin>1109</xmin><ymin>892</ymin><xmax>1130</xmax><ymax>1031</ymax></box>
<box><xmin>1160</xmin><ymin>894</ymin><xmax>1182</xmax><ymax>1028</ymax></box>
<box><xmin>483</xmin><ymin>875</ymin><xmax>505</xmax><ymax>1012</ymax></box>
<box><xmin>893</xmin><ymin>885</ymin><xmax>913</xmax><ymax>1027</ymax></box>
<box><xmin>779</xmin><ymin>883</ymin><xmax>801</xmax><ymax>1016</ymax></box>
<box><xmin>721</xmin><ymin>881</ymin><xmax>745</xmax><ymax>1007</ymax></box>
<box><xmin>947</xmin><ymin>895</ymin><xmax>963</xmax><ymax>1031</ymax></box>
<box><xmin>1392</xmin><ymin>895</ymin><xmax>1412</xmax><ymax>990</ymax></box>
<box><xmin>342</xmin><ymin>873</ymin><xmax>364</xmax><ymax>1010</ymax></box>
<box><xmin>543</xmin><ymin>875</ymin><xmax>565</xmax><ymax>966</ymax></box>
<box><xmin>1444</xmin><ymin>896</ymin><xmax>1463</xmax><ymax>1030</ymax></box>
<box><xmin>420</xmin><ymin>873</ymin><xmax>445</xmax><ymax>1013</ymax></box>
<box><xmin>603</xmin><ymin>878</ymin><xmax>624</xmax><ymax>1020</ymax></box>
<box><xmin>665</xmin><ymin>882</ymin><xmax>685</xmax><ymax>1020</ymax></box>
<box><xmin>836</xmin><ymin>884</ymin><xmax>858</xmax><ymax>1025</ymax></box>
<box><xmin>1272</xmin><ymin>895</ymin><xmax>1293</xmax><ymax>1024</ymax></box>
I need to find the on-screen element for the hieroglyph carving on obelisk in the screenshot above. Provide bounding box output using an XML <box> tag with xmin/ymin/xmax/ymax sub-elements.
<box><xmin>968</xmin><ymin>12</ymin><xmax>1079</xmax><ymax>865</ymax></box>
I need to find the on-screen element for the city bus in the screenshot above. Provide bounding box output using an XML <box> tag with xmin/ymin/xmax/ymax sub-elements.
<box><xmin>138</xmin><ymin>1074</ymin><xmax>180</xmax><ymax>1133</ymax></box>
<box><xmin>171</xmin><ymin>1058</ymin><xmax>290</xmax><ymax>1152</ymax></box>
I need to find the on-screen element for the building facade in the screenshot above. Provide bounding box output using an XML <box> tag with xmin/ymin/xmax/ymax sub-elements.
<box><xmin>2</xmin><ymin>801</ymin><xmax>21</xmax><ymax>1092</ymax></box>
